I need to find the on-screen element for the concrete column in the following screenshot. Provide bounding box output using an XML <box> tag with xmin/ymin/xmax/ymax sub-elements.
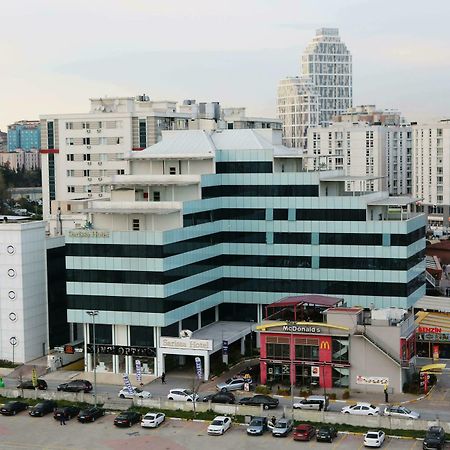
<box><xmin>215</xmin><ymin>305</ymin><xmax>219</xmax><ymax>322</ymax></box>
<box><xmin>155</xmin><ymin>327</ymin><xmax>162</xmax><ymax>377</ymax></box>
<box><xmin>204</xmin><ymin>355</ymin><xmax>210</xmax><ymax>381</ymax></box>
<box><xmin>198</xmin><ymin>312</ymin><xmax>202</xmax><ymax>330</ymax></box>
<box><xmin>178</xmin><ymin>320</ymin><xmax>183</xmax><ymax>335</ymax></box>
<box><xmin>256</xmin><ymin>304</ymin><xmax>262</xmax><ymax>348</ymax></box>
<box><xmin>84</xmin><ymin>323</ymin><xmax>91</xmax><ymax>372</ymax></box>
<box><xmin>240</xmin><ymin>337</ymin><xmax>245</xmax><ymax>355</ymax></box>
<box><xmin>179</xmin><ymin>355</ymin><xmax>186</xmax><ymax>366</ymax></box>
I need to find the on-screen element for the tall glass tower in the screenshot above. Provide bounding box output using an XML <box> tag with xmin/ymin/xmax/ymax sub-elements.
<box><xmin>301</xmin><ymin>28</ymin><xmax>352</xmax><ymax>124</ymax></box>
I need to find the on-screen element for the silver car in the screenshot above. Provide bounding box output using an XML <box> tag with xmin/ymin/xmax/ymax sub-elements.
<box><xmin>272</xmin><ymin>418</ymin><xmax>294</xmax><ymax>437</ymax></box>
<box><xmin>247</xmin><ymin>416</ymin><xmax>269</xmax><ymax>436</ymax></box>
<box><xmin>216</xmin><ymin>377</ymin><xmax>246</xmax><ymax>392</ymax></box>
<box><xmin>383</xmin><ymin>406</ymin><xmax>420</xmax><ymax>419</ymax></box>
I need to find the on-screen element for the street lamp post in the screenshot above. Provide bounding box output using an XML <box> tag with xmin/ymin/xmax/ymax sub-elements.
<box><xmin>86</xmin><ymin>310</ymin><xmax>99</xmax><ymax>407</ymax></box>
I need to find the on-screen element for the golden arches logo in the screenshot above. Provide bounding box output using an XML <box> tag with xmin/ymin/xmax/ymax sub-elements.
<box><xmin>320</xmin><ymin>340</ymin><xmax>330</xmax><ymax>350</ymax></box>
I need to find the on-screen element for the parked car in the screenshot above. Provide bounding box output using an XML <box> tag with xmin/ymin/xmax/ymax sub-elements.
<box><xmin>141</xmin><ymin>412</ymin><xmax>165</xmax><ymax>428</ymax></box>
<box><xmin>238</xmin><ymin>394</ymin><xmax>279</xmax><ymax>409</ymax></box>
<box><xmin>383</xmin><ymin>405</ymin><xmax>420</xmax><ymax>419</ymax></box>
<box><xmin>0</xmin><ymin>401</ymin><xmax>28</xmax><ymax>416</ymax></box>
<box><xmin>77</xmin><ymin>406</ymin><xmax>105</xmax><ymax>423</ymax></box>
<box><xmin>364</xmin><ymin>430</ymin><xmax>385</xmax><ymax>448</ymax></box>
<box><xmin>272</xmin><ymin>418</ymin><xmax>293</xmax><ymax>437</ymax></box>
<box><xmin>293</xmin><ymin>395</ymin><xmax>329</xmax><ymax>411</ymax></box>
<box><xmin>57</xmin><ymin>379</ymin><xmax>92</xmax><ymax>393</ymax></box>
<box><xmin>17</xmin><ymin>379</ymin><xmax>48</xmax><ymax>390</ymax></box>
<box><xmin>202</xmin><ymin>392</ymin><xmax>235</xmax><ymax>404</ymax></box>
<box><xmin>167</xmin><ymin>389</ymin><xmax>199</xmax><ymax>402</ymax></box>
<box><xmin>293</xmin><ymin>424</ymin><xmax>316</xmax><ymax>441</ymax></box>
<box><xmin>114</xmin><ymin>411</ymin><xmax>141</xmax><ymax>427</ymax></box>
<box><xmin>423</xmin><ymin>426</ymin><xmax>446</xmax><ymax>450</ymax></box>
<box><xmin>118</xmin><ymin>386</ymin><xmax>152</xmax><ymax>399</ymax></box>
<box><xmin>316</xmin><ymin>426</ymin><xmax>338</xmax><ymax>443</ymax></box>
<box><xmin>246</xmin><ymin>416</ymin><xmax>270</xmax><ymax>436</ymax></box>
<box><xmin>216</xmin><ymin>377</ymin><xmax>247</xmax><ymax>392</ymax></box>
<box><xmin>29</xmin><ymin>400</ymin><xmax>57</xmax><ymax>417</ymax></box>
<box><xmin>53</xmin><ymin>406</ymin><xmax>80</xmax><ymax>421</ymax></box>
<box><xmin>207</xmin><ymin>416</ymin><xmax>232</xmax><ymax>435</ymax></box>
<box><xmin>341</xmin><ymin>403</ymin><xmax>379</xmax><ymax>416</ymax></box>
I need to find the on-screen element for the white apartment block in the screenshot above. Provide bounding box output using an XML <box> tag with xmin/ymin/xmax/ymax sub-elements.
<box><xmin>413</xmin><ymin>120</ymin><xmax>450</xmax><ymax>228</ymax></box>
<box><xmin>0</xmin><ymin>221</ymin><xmax>48</xmax><ymax>363</ymax></box>
<box><xmin>306</xmin><ymin>122</ymin><xmax>412</xmax><ymax>195</ymax></box>
<box><xmin>301</xmin><ymin>28</ymin><xmax>352</xmax><ymax>124</ymax></box>
<box><xmin>40</xmin><ymin>96</ymin><xmax>281</xmax><ymax>231</ymax></box>
<box><xmin>0</xmin><ymin>149</ymin><xmax>40</xmax><ymax>171</ymax></box>
<box><xmin>277</xmin><ymin>76</ymin><xmax>320</xmax><ymax>149</ymax></box>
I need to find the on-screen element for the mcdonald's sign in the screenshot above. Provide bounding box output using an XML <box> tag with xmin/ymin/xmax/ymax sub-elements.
<box><xmin>320</xmin><ymin>340</ymin><xmax>330</xmax><ymax>350</ymax></box>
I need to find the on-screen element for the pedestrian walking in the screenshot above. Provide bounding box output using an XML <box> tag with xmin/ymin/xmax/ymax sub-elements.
<box><xmin>59</xmin><ymin>414</ymin><xmax>66</xmax><ymax>426</ymax></box>
<box><xmin>161</xmin><ymin>372</ymin><xmax>166</xmax><ymax>384</ymax></box>
<box><xmin>383</xmin><ymin>384</ymin><xmax>389</xmax><ymax>403</ymax></box>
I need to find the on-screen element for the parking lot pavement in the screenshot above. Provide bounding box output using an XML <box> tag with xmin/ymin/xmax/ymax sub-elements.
<box><xmin>0</xmin><ymin>412</ymin><xmax>422</xmax><ymax>450</ymax></box>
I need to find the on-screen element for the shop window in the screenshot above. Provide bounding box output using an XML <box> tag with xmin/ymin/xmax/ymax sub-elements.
<box><xmin>332</xmin><ymin>339</ymin><xmax>349</xmax><ymax>362</ymax></box>
<box><xmin>332</xmin><ymin>367</ymin><xmax>349</xmax><ymax>387</ymax></box>
<box><xmin>266</xmin><ymin>336</ymin><xmax>290</xmax><ymax>360</ymax></box>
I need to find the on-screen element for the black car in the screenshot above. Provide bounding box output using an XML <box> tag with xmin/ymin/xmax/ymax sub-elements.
<box><xmin>113</xmin><ymin>411</ymin><xmax>141</xmax><ymax>427</ymax></box>
<box><xmin>203</xmin><ymin>392</ymin><xmax>236</xmax><ymax>404</ymax></box>
<box><xmin>17</xmin><ymin>379</ymin><xmax>48</xmax><ymax>390</ymax></box>
<box><xmin>29</xmin><ymin>400</ymin><xmax>57</xmax><ymax>417</ymax></box>
<box><xmin>316</xmin><ymin>426</ymin><xmax>338</xmax><ymax>443</ymax></box>
<box><xmin>53</xmin><ymin>406</ymin><xmax>80</xmax><ymax>420</ymax></box>
<box><xmin>0</xmin><ymin>401</ymin><xmax>28</xmax><ymax>416</ymax></box>
<box><xmin>77</xmin><ymin>407</ymin><xmax>105</xmax><ymax>423</ymax></box>
<box><xmin>57</xmin><ymin>379</ymin><xmax>92</xmax><ymax>393</ymax></box>
<box><xmin>238</xmin><ymin>394</ymin><xmax>279</xmax><ymax>409</ymax></box>
<box><xmin>423</xmin><ymin>426</ymin><xmax>446</xmax><ymax>450</ymax></box>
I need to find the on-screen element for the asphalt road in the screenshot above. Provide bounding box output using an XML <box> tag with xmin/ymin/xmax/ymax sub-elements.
<box><xmin>0</xmin><ymin>412</ymin><xmax>424</xmax><ymax>450</ymax></box>
<box><xmin>4</xmin><ymin>372</ymin><xmax>450</xmax><ymax>422</ymax></box>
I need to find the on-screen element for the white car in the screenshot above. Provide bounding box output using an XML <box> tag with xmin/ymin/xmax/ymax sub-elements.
<box><xmin>118</xmin><ymin>386</ymin><xmax>152</xmax><ymax>399</ymax></box>
<box><xmin>207</xmin><ymin>416</ymin><xmax>232</xmax><ymax>435</ymax></box>
<box><xmin>364</xmin><ymin>430</ymin><xmax>385</xmax><ymax>447</ymax></box>
<box><xmin>341</xmin><ymin>403</ymin><xmax>379</xmax><ymax>416</ymax></box>
<box><xmin>141</xmin><ymin>412</ymin><xmax>165</xmax><ymax>428</ymax></box>
<box><xmin>167</xmin><ymin>389</ymin><xmax>200</xmax><ymax>402</ymax></box>
<box><xmin>383</xmin><ymin>405</ymin><xmax>420</xmax><ymax>419</ymax></box>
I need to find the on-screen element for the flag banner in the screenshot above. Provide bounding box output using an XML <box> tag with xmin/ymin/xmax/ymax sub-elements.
<box><xmin>123</xmin><ymin>373</ymin><xmax>134</xmax><ymax>394</ymax></box>
<box><xmin>135</xmin><ymin>359</ymin><xmax>142</xmax><ymax>383</ymax></box>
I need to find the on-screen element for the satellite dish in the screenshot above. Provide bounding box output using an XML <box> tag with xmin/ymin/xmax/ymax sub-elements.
<box><xmin>179</xmin><ymin>329</ymin><xmax>193</xmax><ymax>339</ymax></box>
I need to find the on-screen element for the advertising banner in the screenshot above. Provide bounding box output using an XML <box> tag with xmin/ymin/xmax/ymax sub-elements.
<box><xmin>135</xmin><ymin>359</ymin><xmax>142</xmax><ymax>384</ymax></box>
<box><xmin>122</xmin><ymin>373</ymin><xmax>134</xmax><ymax>395</ymax></box>
<box><xmin>356</xmin><ymin>375</ymin><xmax>389</xmax><ymax>385</ymax></box>
<box><xmin>195</xmin><ymin>357</ymin><xmax>203</xmax><ymax>380</ymax></box>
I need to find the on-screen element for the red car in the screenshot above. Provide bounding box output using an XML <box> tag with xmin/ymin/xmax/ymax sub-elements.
<box><xmin>293</xmin><ymin>424</ymin><xmax>316</xmax><ymax>441</ymax></box>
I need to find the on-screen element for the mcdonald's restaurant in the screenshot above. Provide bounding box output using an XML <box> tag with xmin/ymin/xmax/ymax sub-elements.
<box><xmin>256</xmin><ymin>296</ymin><xmax>407</xmax><ymax>393</ymax></box>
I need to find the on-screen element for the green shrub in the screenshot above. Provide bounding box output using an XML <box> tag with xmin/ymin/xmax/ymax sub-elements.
<box><xmin>299</xmin><ymin>389</ymin><xmax>312</xmax><ymax>398</ymax></box>
<box><xmin>0</xmin><ymin>360</ymin><xmax>19</xmax><ymax>368</ymax></box>
<box><xmin>328</xmin><ymin>392</ymin><xmax>337</xmax><ymax>400</ymax></box>
<box><xmin>255</xmin><ymin>385</ymin><xmax>271</xmax><ymax>394</ymax></box>
<box><xmin>342</xmin><ymin>389</ymin><xmax>350</xmax><ymax>400</ymax></box>
<box><xmin>276</xmin><ymin>388</ymin><xmax>290</xmax><ymax>396</ymax></box>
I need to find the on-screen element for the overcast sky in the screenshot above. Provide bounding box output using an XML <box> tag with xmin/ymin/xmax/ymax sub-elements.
<box><xmin>1</xmin><ymin>0</ymin><xmax>449</xmax><ymax>130</ymax></box>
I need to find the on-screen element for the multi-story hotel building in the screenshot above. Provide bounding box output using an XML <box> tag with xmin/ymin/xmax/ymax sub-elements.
<box><xmin>412</xmin><ymin>120</ymin><xmax>450</xmax><ymax>228</ymax></box>
<box><xmin>306</xmin><ymin>122</ymin><xmax>413</xmax><ymax>195</ymax></box>
<box><xmin>40</xmin><ymin>96</ymin><xmax>281</xmax><ymax>229</ymax></box>
<box><xmin>62</xmin><ymin>128</ymin><xmax>425</xmax><ymax>378</ymax></box>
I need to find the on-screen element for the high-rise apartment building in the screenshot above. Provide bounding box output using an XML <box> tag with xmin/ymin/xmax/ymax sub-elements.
<box><xmin>63</xmin><ymin>128</ymin><xmax>425</xmax><ymax>377</ymax></box>
<box><xmin>278</xmin><ymin>28</ymin><xmax>352</xmax><ymax>148</ymax></box>
<box><xmin>0</xmin><ymin>149</ymin><xmax>41</xmax><ymax>171</ymax></box>
<box><xmin>302</xmin><ymin>28</ymin><xmax>352</xmax><ymax>124</ymax></box>
<box><xmin>413</xmin><ymin>120</ymin><xmax>450</xmax><ymax>228</ymax></box>
<box><xmin>306</xmin><ymin>122</ymin><xmax>412</xmax><ymax>195</ymax></box>
<box><xmin>40</xmin><ymin>96</ymin><xmax>281</xmax><ymax>224</ymax></box>
<box><xmin>277</xmin><ymin>77</ymin><xmax>320</xmax><ymax>149</ymax></box>
<box><xmin>7</xmin><ymin>120</ymin><xmax>41</xmax><ymax>152</ymax></box>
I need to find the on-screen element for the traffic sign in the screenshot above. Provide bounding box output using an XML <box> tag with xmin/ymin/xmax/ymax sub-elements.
<box><xmin>222</xmin><ymin>340</ymin><xmax>228</xmax><ymax>355</ymax></box>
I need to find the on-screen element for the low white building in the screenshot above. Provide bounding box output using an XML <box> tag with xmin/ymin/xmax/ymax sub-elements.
<box><xmin>306</xmin><ymin>122</ymin><xmax>412</xmax><ymax>195</ymax></box>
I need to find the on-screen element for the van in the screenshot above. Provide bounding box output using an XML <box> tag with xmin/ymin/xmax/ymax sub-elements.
<box><xmin>292</xmin><ymin>395</ymin><xmax>329</xmax><ymax>411</ymax></box>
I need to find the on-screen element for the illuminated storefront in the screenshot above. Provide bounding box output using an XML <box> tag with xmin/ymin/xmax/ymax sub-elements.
<box><xmin>257</xmin><ymin>321</ymin><xmax>350</xmax><ymax>388</ymax></box>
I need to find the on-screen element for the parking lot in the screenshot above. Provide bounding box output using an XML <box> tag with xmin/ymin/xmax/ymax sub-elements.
<box><xmin>0</xmin><ymin>412</ymin><xmax>423</xmax><ymax>450</ymax></box>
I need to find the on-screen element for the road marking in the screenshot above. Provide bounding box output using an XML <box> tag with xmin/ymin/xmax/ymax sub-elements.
<box><xmin>333</xmin><ymin>433</ymin><xmax>348</xmax><ymax>448</ymax></box>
